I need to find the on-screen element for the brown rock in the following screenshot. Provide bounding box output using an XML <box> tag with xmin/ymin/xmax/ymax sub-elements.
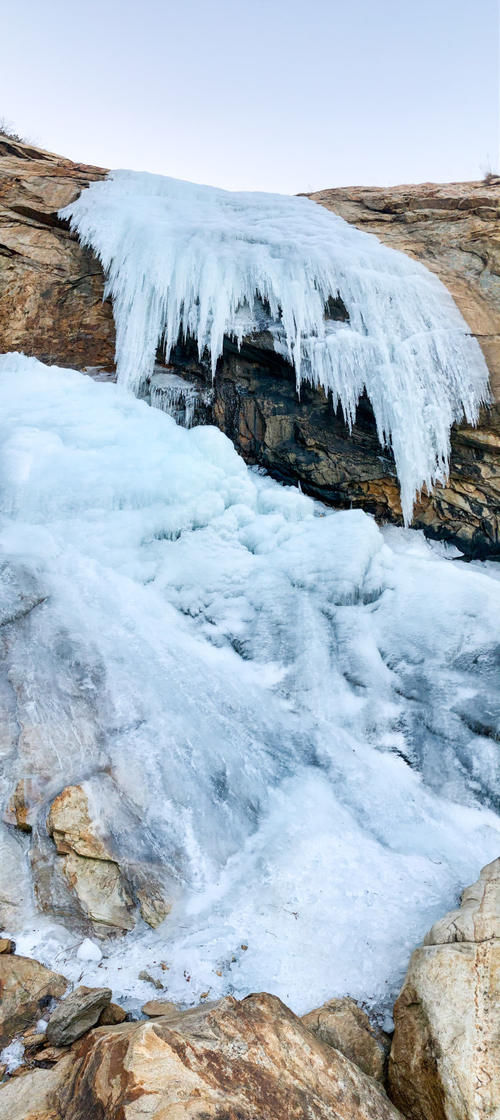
<box><xmin>56</xmin><ymin>992</ymin><xmax>403</xmax><ymax>1120</ymax></box>
<box><xmin>97</xmin><ymin>1002</ymin><xmax>127</xmax><ymax>1025</ymax></box>
<box><xmin>0</xmin><ymin>1054</ymin><xmax>74</xmax><ymax>1120</ymax></box>
<box><xmin>5</xmin><ymin>780</ymin><xmax>33</xmax><ymax>833</ymax></box>
<box><xmin>0</xmin><ymin>939</ymin><xmax>16</xmax><ymax>954</ymax></box>
<box><xmin>32</xmin><ymin>1046</ymin><xmax>69</xmax><ymax>1065</ymax></box>
<box><xmin>302</xmin><ymin>996</ymin><xmax>391</xmax><ymax>1082</ymax></box>
<box><xmin>0</xmin><ymin>135</ymin><xmax>113</xmax><ymax>370</ymax></box>
<box><xmin>45</xmin><ymin>986</ymin><xmax>112</xmax><ymax>1046</ymax></box>
<box><xmin>141</xmin><ymin>999</ymin><xmax>180</xmax><ymax>1017</ymax></box>
<box><xmin>388</xmin><ymin>857</ymin><xmax>500</xmax><ymax>1120</ymax></box>
<box><xmin>47</xmin><ymin>784</ymin><xmax>108</xmax><ymax>860</ymax></box>
<box><xmin>0</xmin><ymin>955</ymin><xmax>67</xmax><ymax>1048</ymax></box>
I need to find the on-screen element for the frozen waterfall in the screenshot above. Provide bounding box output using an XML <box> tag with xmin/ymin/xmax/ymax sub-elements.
<box><xmin>61</xmin><ymin>170</ymin><xmax>489</xmax><ymax>523</ymax></box>
<box><xmin>1</xmin><ymin>354</ymin><xmax>499</xmax><ymax>1015</ymax></box>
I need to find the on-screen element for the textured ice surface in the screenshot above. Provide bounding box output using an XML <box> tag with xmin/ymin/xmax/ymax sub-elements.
<box><xmin>61</xmin><ymin>171</ymin><xmax>489</xmax><ymax>523</ymax></box>
<box><xmin>1</xmin><ymin>354</ymin><xmax>499</xmax><ymax>1016</ymax></box>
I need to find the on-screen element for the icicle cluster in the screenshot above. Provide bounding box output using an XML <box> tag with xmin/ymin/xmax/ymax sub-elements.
<box><xmin>61</xmin><ymin>171</ymin><xmax>489</xmax><ymax>522</ymax></box>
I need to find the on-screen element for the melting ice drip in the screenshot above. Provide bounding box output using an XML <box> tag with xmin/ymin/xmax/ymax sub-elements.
<box><xmin>149</xmin><ymin>371</ymin><xmax>213</xmax><ymax>428</ymax></box>
<box><xmin>61</xmin><ymin>172</ymin><xmax>489</xmax><ymax>523</ymax></box>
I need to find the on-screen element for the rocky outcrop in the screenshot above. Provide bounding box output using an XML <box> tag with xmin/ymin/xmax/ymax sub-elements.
<box><xmin>54</xmin><ymin>993</ymin><xmax>402</xmax><ymax>1120</ymax></box>
<box><xmin>1</xmin><ymin>135</ymin><xmax>500</xmax><ymax>555</ymax></box>
<box><xmin>302</xmin><ymin>997</ymin><xmax>391</xmax><ymax>1083</ymax></box>
<box><xmin>388</xmin><ymin>857</ymin><xmax>500</xmax><ymax>1120</ymax></box>
<box><xmin>0</xmin><ymin>134</ymin><xmax>112</xmax><ymax>368</ymax></box>
<box><xmin>42</xmin><ymin>781</ymin><xmax>172</xmax><ymax>936</ymax></box>
<box><xmin>0</xmin><ymin>955</ymin><xmax>67</xmax><ymax>1047</ymax></box>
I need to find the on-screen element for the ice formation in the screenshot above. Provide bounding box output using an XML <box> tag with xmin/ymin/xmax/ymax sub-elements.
<box><xmin>1</xmin><ymin>354</ymin><xmax>499</xmax><ymax>1015</ymax></box>
<box><xmin>61</xmin><ymin>171</ymin><xmax>489</xmax><ymax>522</ymax></box>
<box><xmin>149</xmin><ymin>370</ymin><xmax>213</xmax><ymax>427</ymax></box>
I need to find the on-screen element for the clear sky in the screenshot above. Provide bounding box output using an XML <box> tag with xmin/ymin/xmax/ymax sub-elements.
<box><xmin>2</xmin><ymin>0</ymin><xmax>499</xmax><ymax>193</ymax></box>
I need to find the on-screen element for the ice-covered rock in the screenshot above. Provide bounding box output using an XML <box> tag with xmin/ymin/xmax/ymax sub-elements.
<box><xmin>62</xmin><ymin>170</ymin><xmax>489</xmax><ymax>523</ymax></box>
<box><xmin>0</xmin><ymin>354</ymin><xmax>499</xmax><ymax>1015</ymax></box>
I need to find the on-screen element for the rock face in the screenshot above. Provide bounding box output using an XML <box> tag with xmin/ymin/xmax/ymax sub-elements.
<box><xmin>1</xmin><ymin>134</ymin><xmax>500</xmax><ymax>555</ymax></box>
<box><xmin>55</xmin><ymin>993</ymin><xmax>402</xmax><ymax>1120</ymax></box>
<box><xmin>0</xmin><ymin>954</ymin><xmax>67</xmax><ymax>1047</ymax></box>
<box><xmin>0</xmin><ymin>134</ymin><xmax>113</xmax><ymax>369</ymax></box>
<box><xmin>45</xmin><ymin>781</ymin><xmax>171</xmax><ymax>935</ymax></box>
<box><xmin>388</xmin><ymin>857</ymin><xmax>500</xmax><ymax>1120</ymax></box>
<box><xmin>302</xmin><ymin>997</ymin><xmax>391</xmax><ymax>1083</ymax></box>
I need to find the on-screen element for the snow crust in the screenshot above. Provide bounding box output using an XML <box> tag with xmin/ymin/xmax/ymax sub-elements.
<box><xmin>1</xmin><ymin>354</ymin><xmax>499</xmax><ymax>1016</ymax></box>
<box><xmin>61</xmin><ymin>171</ymin><xmax>489</xmax><ymax>523</ymax></box>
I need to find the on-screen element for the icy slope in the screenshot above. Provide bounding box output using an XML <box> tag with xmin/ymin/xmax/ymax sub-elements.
<box><xmin>61</xmin><ymin>171</ymin><xmax>489</xmax><ymax>523</ymax></box>
<box><xmin>1</xmin><ymin>354</ymin><xmax>499</xmax><ymax>1014</ymax></box>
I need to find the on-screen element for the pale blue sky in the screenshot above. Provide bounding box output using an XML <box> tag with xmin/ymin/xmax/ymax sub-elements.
<box><xmin>2</xmin><ymin>0</ymin><xmax>499</xmax><ymax>192</ymax></box>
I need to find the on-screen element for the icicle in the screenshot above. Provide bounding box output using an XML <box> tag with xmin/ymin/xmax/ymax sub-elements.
<box><xmin>61</xmin><ymin>171</ymin><xmax>490</xmax><ymax>523</ymax></box>
<box><xmin>149</xmin><ymin>371</ymin><xmax>212</xmax><ymax>428</ymax></box>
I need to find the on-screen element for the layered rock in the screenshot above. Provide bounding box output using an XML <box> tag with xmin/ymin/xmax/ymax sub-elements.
<box><xmin>1</xmin><ymin>135</ymin><xmax>499</xmax><ymax>554</ymax></box>
<box><xmin>0</xmin><ymin>134</ymin><xmax>112</xmax><ymax>368</ymax></box>
<box><xmin>54</xmin><ymin>993</ymin><xmax>402</xmax><ymax>1120</ymax></box>
<box><xmin>388</xmin><ymin>857</ymin><xmax>500</xmax><ymax>1120</ymax></box>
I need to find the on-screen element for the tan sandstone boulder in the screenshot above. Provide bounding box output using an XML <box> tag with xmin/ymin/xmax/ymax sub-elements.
<box><xmin>388</xmin><ymin>857</ymin><xmax>500</xmax><ymax>1120</ymax></box>
<box><xmin>55</xmin><ymin>992</ymin><xmax>403</xmax><ymax>1120</ymax></box>
<box><xmin>302</xmin><ymin>997</ymin><xmax>391</xmax><ymax>1083</ymax></box>
<box><xmin>0</xmin><ymin>1055</ymin><xmax>74</xmax><ymax>1120</ymax></box>
<box><xmin>0</xmin><ymin>955</ymin><xmax>67</xmax><ymax>1047</ymax></box>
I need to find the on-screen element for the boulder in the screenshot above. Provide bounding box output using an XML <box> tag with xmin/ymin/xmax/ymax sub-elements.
<box><xmin>0</xmin><ymin>1055</ymin><xmax>74</xmax><ymax>1120</ymax></box>
<box><xmin>0</xmin><ymin>955</ymin><xmax>67</xmax><ymax>1047</ymax></box>
<box><xmin>55</xmin><ymin>992</ymin><xmax>403</xmax><ymax>1120</ymax></box>
<box><xmin>388</xmin><ymin>857</ymin><xmax>500</xmax><ymax>1120</ymax></box>
<box><xmin>0</xmin><ymin>939</ymin><xmax>16</xmax><ymax>954</ymax></box>
<box><xmin>141</xmin><ymin>998</ymin><xmax>180</xmax><ymax>1017</ymax></box>
<box><xmin>45</xmin><ymin>986</ymin><xmax>112</xmax><ymax>1046</ymax></box>
<box><xmin>302</xmin><ymin>996</ymin><xmax>390</xmax><ymax>1082</ymax></box>
<box><xmin>97</xmin><ymin>1002</ymin><xmax>127</xmax><ymax>1025</ymax></box>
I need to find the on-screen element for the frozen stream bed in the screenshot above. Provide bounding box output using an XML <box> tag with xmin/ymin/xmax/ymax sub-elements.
<box><xmin>0</xmin><ymin>353</ymin><xmax>499</xmax><ymax>1019</ymax></box>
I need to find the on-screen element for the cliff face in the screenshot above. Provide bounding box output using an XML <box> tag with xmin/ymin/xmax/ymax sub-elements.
<box><xmin>1</xmin><ymin>136</ymin><xmax>499</xmax><ymax>556</ymax></box>
<box><xmin>0</xmin><ymin>135</ymin><xmax>112</xmax><ymax>368</ymax></box>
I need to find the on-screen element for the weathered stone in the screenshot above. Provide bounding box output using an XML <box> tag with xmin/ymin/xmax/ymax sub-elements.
<box><xmin>45</xmin><ymin>986</ymin><xmax>111</xmax><ymax>1046</ymax></box>
<box><xmin>0</xmin><ymin>134</ymin><xmax>113</xmax><ymax>370</ymax></box>
<box><xmin>138</xmin><ymin>969</ymin><xmax>164</xmax><ymax>990</ymax></box>
<box><xmin>302</xmin><ymin>996</ymin><xmax>391</xmax><ymax>1082</ymax></box>
<box><xmin>97</xmin><ymin>1002</ymin><xmax>127</xmax><ymax>1025</ymax></box>
<box><xmin>60</xmin><ymin>850</ymin><xmax>135</xmax><ymax>935</ymax></box>
<box><xmin>141</xmin><ymin>998</ymin><xmax>180</xmax><ymax>1017</ymax></box>
<box><xmin>0</xmin><ymin>1054</ymin><xmax>74</xmax><ymax>1120</ymax></box>
<box><xmin>0</xmin><ymin>955</ymin><xmax>67</xmax><ymax>1047</ymax></box>
<box><xmin>47</xmin><ymin>784</ymin><xmax>108</xmax><ymax>860</ymax></box>
<box><xmin>0</xmin><ymin>939</ymin><xmax>16</xmax><ymax>954</ymax></box>
<box><xmin>388</xmin><ymin>857</ymin><xmax>500</xmax><ymax>1120</ymax></box>
<box><xmin>56</xmin><ymin>992</ymin><xmax>403</xmax><ymax>1120</ymax></box>
<box><xmin>32</xmin><ymin>1046</ymin><xmax>69</xmax><ymax>1065</ymax></box>
<box><xmin>45</xmin><ymin>780</ymin><xmax>172</xmax><ymax>935</ymax></box>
